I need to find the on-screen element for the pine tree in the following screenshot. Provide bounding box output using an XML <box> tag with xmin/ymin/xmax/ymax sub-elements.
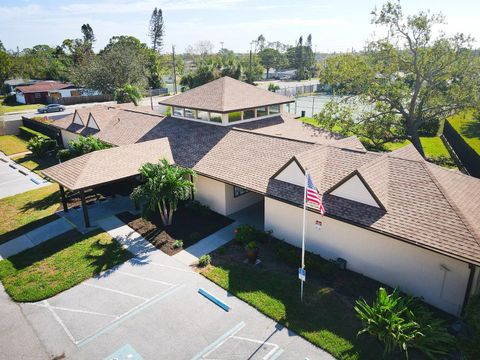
<box><xmin>81</xmin><ymin>24</ymin><xmax>96</xmax><ymax>44</ymax></box>
<box><xmin>149</xmin><ymin>8</ymin><xmax>164</xmax><ymax>52</ymax></box>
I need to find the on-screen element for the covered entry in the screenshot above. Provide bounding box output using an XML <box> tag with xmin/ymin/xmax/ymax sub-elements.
<box><xmin>42</xmin><ymin>138</ymin><xmax>173</xmax><ymax>228</ymax></box>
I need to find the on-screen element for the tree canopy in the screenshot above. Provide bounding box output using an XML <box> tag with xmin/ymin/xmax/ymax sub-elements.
<box><xmin>149</xmin><ymin>7</ymin><xmax>164</xmax><ymax>52</ymax></box>
<box><xmin>317</xmin><ymin>2</ymin><xmax>480</xmax><ymax>155</ymax></box>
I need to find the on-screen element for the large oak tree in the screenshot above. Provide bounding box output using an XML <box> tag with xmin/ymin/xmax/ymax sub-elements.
<box><xmin>317</xmin><ymin>1</ymin><xmax>480</xmax><ymax>155</ymax></box>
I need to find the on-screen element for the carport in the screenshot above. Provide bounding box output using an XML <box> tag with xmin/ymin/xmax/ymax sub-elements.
<box><xmin>42</xmin><ymin>138</ymin><xmax>174</xmax><ymax>227</ymax></box>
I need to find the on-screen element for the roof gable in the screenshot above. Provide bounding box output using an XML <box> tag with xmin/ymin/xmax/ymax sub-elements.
<box><xmin>327</xmin><ymin>171</ymin><xmax>384</xmax><ymax>209</ymax></box>
<box><xmin>73</xmin><ymin>110</ymin><xmax>84</xmax><ymax>126</ymax></box>
<box><xmin>273</xmin><ymin>157</ymin><xmax>305</xmax><ymax>187</ymax></box>
<box><xmin>86</xmin><ymin>114</ymin><xmax>100</xmax><ymax>130</ymax></box>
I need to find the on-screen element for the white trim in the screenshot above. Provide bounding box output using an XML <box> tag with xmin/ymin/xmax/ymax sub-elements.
<box><xmin>86</xmin><ymin>114</ymin><xmax>100</xmax><ymax>130</ymax></box>
<box><xmin>73</xmin><ymin>111</ymin><xmax>84</xmax><ymax>126</ymax></box>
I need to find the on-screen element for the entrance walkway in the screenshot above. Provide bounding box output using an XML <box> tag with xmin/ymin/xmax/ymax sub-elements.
<box><xmin>173</xmin><ymin>202</ymin><xmax>264</xmax><ymax>265</ymax></box>
<box><xmin>0</xmin><ymin>217</ymin><xmax>74</xmax><ymax>260</ymax></box>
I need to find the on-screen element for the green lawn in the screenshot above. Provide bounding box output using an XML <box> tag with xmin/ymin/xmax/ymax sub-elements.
<box><xmin>299</xmin><ymin>117</ymin><xmax>456</xmax><ymax>167</ymax></box>
<box><xmin>0</xmin><ymin>135</ymin><xmax>28</xmax><ymax>155</ymax></box>
<box><xmin>448</xmin><ymin>109</ymin><xmax>480</xmax><ymax>155</ymax></box>
<box><xmin>12</xmin><ymin>154</ymin><xmax>58</xmax><ymax>176</ymax></box>
<box><xmin>0</xmin><ymin>229</ymin><xmax>132</xmax><ymax>301</ymax></box>
<box><xmin>0</xmin><ymin>184</ymin><xmax>60</xmax><ymax>244</ymax></box>
<box><xmin>0</xmin><ymin>103</ymin><xmax>41</xmax><ymax>115</ymax></box>
<box><xmin>203</xmin><ymin>261</ymin><xmax>388</xmax><ymax>360</ymax></box>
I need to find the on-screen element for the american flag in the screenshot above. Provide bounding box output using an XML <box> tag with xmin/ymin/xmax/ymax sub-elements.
<box><xmin>306</xmin><ymin>173</ymin><xmax>325</xmax><ymax>215</ymax></box>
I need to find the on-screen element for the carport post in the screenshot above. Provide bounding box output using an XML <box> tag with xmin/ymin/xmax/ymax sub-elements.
<box><xmin>59</xmin><ymin>185</ymin><xmax>68</xmax><ymax>213</ymax></box>
<box><xmin>80</xmin><ymin>189</ymin><xmax>90</xmax><ymax>228</ymax></box>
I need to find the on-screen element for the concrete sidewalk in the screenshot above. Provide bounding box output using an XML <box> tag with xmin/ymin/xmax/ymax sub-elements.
<box><xmin>173</xmin><ymin>202</ymin><xmax>264</xmax><ymax>265</ymax></box>
<box><xmin>0</xmin><ymin>217</ymin><xmax>74</xmax><ymax>260</ymax></box>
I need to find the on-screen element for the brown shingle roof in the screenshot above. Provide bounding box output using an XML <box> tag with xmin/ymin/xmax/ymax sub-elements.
<box><xmin>52</xmin><ymin>106</ymin><xmax>165</xmax><ymax>146</ymax></box>
<box><xmin>268</xmin><ymin>145</ymin><xmax>480</xmax><ymax>265</ymax></box>
<box><xmin>42</xmin><ymin>139</ymin><xmax>173</xmax><ymax>190</ymax></box>
<box><xmin>45</xmin><ymin>105</ymin><xmax>480</xmax><ymax>264</ymax></box>
<box><xmin>16</xmin><ymin>81</ymin><xmax>75</xmax><ymax>93</ymax></box>
<box><xmin>158</xmin><ymin>76</ymin><xmax>294</xmax><ymax>112</ymax></box>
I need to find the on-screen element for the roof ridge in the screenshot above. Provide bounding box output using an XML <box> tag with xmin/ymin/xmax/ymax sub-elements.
<box><xmin>421</xmin><ymin>160</ymin><xmax>480</xmax><ymax>249</ymax></box>
<box><xmin>230</xmin><ymin>127</ymin><xmax>317</xmax><ymax>144</ymax></box>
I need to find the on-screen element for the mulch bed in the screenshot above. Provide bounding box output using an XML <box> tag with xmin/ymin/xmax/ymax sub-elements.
<box><xmin>117</xmin><ymin>207</ymin><xmax>233</xmax><ymax>255</ymax></box>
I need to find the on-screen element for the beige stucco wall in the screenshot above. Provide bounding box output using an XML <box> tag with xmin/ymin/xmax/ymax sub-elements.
<box><xmin>264</xmin><ymin>197</ymin><xmax>471</xmax><ymax>315</ymax></box>
<box><xmin>194</xmin><ymin>175</ymin><xmax>263</xmax><ymax>216</ymax></box>
<box><xmin>224</xmin><ymin>183</ymin><xmax>263</xmax><ymax>215</ymax></box>
<box><xmin>0</xmin><ymin>118</ymin><xmax>22</xmax><ymax>135</ymax></box>
<box><xmin>60</xmin><ymin>129</ymin><xmax>80</xmax><ymax>148</ymax></box>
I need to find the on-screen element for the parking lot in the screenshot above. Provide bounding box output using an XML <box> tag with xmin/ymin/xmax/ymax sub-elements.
<box><xmin>21</xmin><ymin>246</ymin><xmax>333</xmax><ymax>360</ymax></box>
<box><xmin>0</xmin><ymin>152</ymin><xmax>49</xmax><ymax>199</ymax></box>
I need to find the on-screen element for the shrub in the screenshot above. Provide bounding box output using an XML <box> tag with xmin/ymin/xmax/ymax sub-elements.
<box><xmin>355</xmin><ymin>287</ymin><xmax>455</xmax><ymax>359</ymax></box>
<box><xmin>185</xmin><ymin>200</ymin><xmax>210</xmax><ymax>216</ymax></box>
<box><xmin>58</xmin><ymin>136</ymin><xmax>111</xmax><ymax>161</ymax></box>
<box><xmin>268</xmin><ymin>83</ymin><xmax>280</xmax><ymax>92</ymax></box>
<box><xmin>245</xmin><ymin>241</ymin><xmax>258</xmax><ymax>250</ymax></box>
<box><xmin>27</xmin><ymin>136</ymin><xmax>55</xmax><ymax>157</ymax></box>
<box><xmin>234</xmin><ymin>225</ymin><xmax>258</xmax><ymax>245</ymax></box>
<box><xmin>461</xmin><ymin>294</ymin><xmax>480</xmax><ymax>359</ymax></box>
<box><xmin>273</xmin><ymin>240</ymin><xmax>337</xmax><ymax>277</ymax></box>
<box><xmin>198</xmin><ymin>254</ymin><xmax>211</xmax><ymax>267</ymax></box>
<box><xmin>173</xmin><ymin>240</ymin><xmax>183</xmax><ymax>249</ymax></box>
<box><xmin>2</xmin><ymin>94</ymin><xmax>16</xmax><ymax>105</ymax></box>
<box><xmin>189</xmin><ymin>232</ymin><xmax>201</xmax><ymax>242</ymax></box>
<box><xmin>428</xmin><ymin>155</ymin><xmax>457</xmax><ymax>168</ymax></box>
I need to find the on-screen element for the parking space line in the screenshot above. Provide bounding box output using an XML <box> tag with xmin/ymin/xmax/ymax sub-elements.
<box><xmin>191</xmin><ymin>321</ymin><xmax>246</xmax><ymax>360</ymax></box>
<box><xmin>230</xmin><ymin>336</ymin><xmax>280</xmax><ymax>360</ymax></box>
<box><xmin>131</xmin><ymin>258</ymin><xmax>194</xmax><ymax>273</ymax></box>
<box><xmin>82</xmin><ymin>283</ymin><xmax>149</xmax><ymax>300</ymax></box>
<box><xmin>43</xmin><ymin>300</ymin><xmax>77</xmax><ymax>345</ymax></box>
<box><xmin>77</xmin><ymin>283</ymin><xmax>185</xmax><ymax>348</ymax></box>
<box><xmin>116</xmin><ymin>270</ymin><xmax>175</xmax><ymax>286</ymax></box>
<box><xmin>269</xmin><ymin>348</ymin><xmax>284</xmax><ymax>360</ymax></box>
<box><xmin>27</xmin><ymin>302</ymin><xmax>118</xmax><ymax>319</ymax></box>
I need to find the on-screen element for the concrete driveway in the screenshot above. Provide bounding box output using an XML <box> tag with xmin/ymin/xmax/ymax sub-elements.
<box><xmin>20</xmin><ymin>217</ymin><xmax>333</xmax><ymax>360</ymax></box>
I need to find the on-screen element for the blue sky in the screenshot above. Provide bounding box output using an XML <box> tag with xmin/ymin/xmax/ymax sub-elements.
<box><xmin>1</xmin><ymin>0</ymin><xmax>479</xmax><ymax>53</ymax></box>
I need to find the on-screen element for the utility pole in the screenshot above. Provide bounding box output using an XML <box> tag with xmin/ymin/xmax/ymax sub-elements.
<box><xmin>172</xmin><ymin>45</ymin><xmax>177</xmax><ymax>94</ymax></box>
<box><xmin>220</xmin><ymin>41</ymin><xmax>224</xmax><ymax>50</ymax></box>
<box><xmin>249</xmin><ymin>40</ymin><xmax>254</xmax><ymax>84</ymax></box>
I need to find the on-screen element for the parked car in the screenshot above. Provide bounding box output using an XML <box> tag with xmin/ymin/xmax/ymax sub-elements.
<box><xmin>38</xmin><ymin>104</ymin><xmax>66</xmax><ymax>113</ymax></box>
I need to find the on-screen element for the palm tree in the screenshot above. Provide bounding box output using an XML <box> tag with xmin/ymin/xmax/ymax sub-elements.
<box><xmin>115</xmin><ymin>84</ymin><xmax>142</xmax><ymax>106</ymax></box>
<box><xmin>131</xmin><ymin>159</ymin><xmax>195</xmax><ymax>226</ymax></box>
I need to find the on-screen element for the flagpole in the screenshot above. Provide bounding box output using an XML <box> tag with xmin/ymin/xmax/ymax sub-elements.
<box><xmin>301</xmin><ymin>168</ymin><xmax>308</xmax><ymax>302</ymax></box>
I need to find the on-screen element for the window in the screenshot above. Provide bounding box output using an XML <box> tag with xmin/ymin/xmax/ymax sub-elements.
<box><xmin>269</xmin><ymin>104</ymin><xmax>280</xmax><ymax>114</ymax></box>
<box><xmin>256</xmin><ymin>106</ymin><xmax>268</xmax><ymax>117</ymax></box>
<box><xmin>34</xmin><ymin>93</ymin><xmax>42</xmax><ymax>98</ymax></box>
<box><xmin>243</xmin><ymin>109</ymin><xmax>255</xmax><ymax>120</ymax></box>
<box><xmin>210</xmin><ymin>112</ymin><xmax>223</xmax><ymax>123</ymax></box>
<box><xmin>197</xmin><ymin>110</ymin><xmax>209</xmax><ymax>121</ymax></box>
<box><xmin>184</xmin><ymin>108</ymin><xmax>195</xmax><ymax>118</ymax></box>
<box><xmin>233</xmin><ymin>186</ymin><xmax>249</xmax><ymax>197</ymax></box>
<box><xmin>173</xmin><ymin>107</ymin><xmax>184</xmax><ymax>117</ymax></box>
<box><xmin>228</xmin><ymin>111</ymin><xmax>242</xmax><ymax>122</ymax></box>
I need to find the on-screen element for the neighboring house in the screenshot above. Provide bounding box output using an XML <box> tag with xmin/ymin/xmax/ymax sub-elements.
<box><xmin>43</xmin><ymin>76</ymin><xmax>480</xmax><ymax>316</ymax></box>
<box><xmin>15</xmin><ymin>81</ymin><xmax>84</xmax><ymax>104</ymax></box>
<box><xmin>3</xmin><ymin>79</ymin><xmax>36</xmax><ymax>94</ymax></box>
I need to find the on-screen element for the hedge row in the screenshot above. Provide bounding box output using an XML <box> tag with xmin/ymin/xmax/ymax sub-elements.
<box><xmin>19</xmin><ymin>126</ymin><xmax>50</xmax><ymax>140</ymax></box>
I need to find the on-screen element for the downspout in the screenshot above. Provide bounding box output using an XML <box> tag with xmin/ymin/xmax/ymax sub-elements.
<box><xmin>461</xmin><ymin>264</ymin><xmax>476</xmax><ymax>315</ymax></box>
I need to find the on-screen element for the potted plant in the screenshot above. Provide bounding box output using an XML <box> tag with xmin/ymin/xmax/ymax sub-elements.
<box><xmin>245</xmin><ymin>241</ymin><xmax>259</xmax><ymax>264</ymax></box>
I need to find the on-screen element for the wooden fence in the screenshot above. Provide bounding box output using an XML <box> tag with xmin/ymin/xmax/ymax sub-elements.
<box><xmin>443</xmin><ymin>120</ymin><xmax>480</xmax><ymax>178</ymax></box>
<box><xmin>46</xmin><ymin>94</ymin><xmax>112</xmax><ymax>105</ymax></box>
